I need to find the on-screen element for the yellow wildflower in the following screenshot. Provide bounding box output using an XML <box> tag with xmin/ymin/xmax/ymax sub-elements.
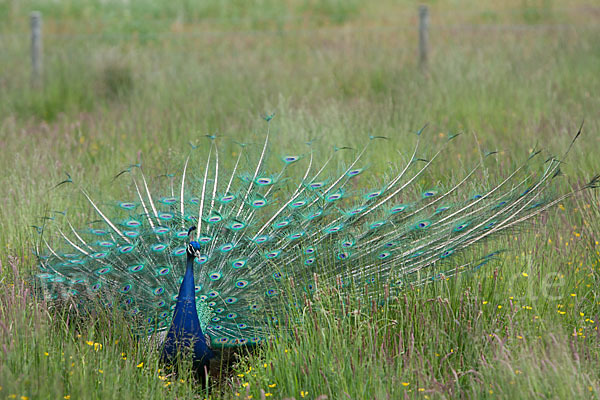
<box><xmin>522</xmin><ymin>272</ymin><xmax>528</xmax><ymax>277</ymax></box>
<box><xmin>300</xmin><ymin>391</ymin><xmax>308</xmax><ymax>398</ymax></box>
<box><xmin>44</xmin><ymin>352</ymin><xmax>49</xmax><ymax>356</ymax></box>
<box><xmin>268</xmin><ymin>383</ymin><xmax>276</xmax><ymax>388</ymax></box>
<box><xmin>137</xmin><ymin>362</ymin><xmax>144</xmax><ymax>368</ymax></box>
<box><xmin>401</xmin><ymin>382</ymin><xmax>410</xmax><ymax>386</ymax></box>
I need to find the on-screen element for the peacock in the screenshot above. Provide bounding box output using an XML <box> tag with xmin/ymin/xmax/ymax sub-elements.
<box><xmin>33</xmin><ymin>120</ymin><xmax>598</xmax><ymax>380</ymax></box>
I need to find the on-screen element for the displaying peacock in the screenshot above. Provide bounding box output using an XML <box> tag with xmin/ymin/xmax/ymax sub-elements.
<box><xmin>33</xmin><ymin>121</ymin><xmax>598</xmax><ymax>380</ymax></box>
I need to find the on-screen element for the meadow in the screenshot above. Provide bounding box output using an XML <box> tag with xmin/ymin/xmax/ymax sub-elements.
<box><xmin>0</xmin><ymin>0</ymin><xmax>599</xmax><ymax>398</ymax></box>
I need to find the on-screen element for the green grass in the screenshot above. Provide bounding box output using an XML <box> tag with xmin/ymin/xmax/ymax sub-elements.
<box><xmin>1</xmin><ymin>0</ymin><xmax>599</xmax><ymax>398</ymax></box>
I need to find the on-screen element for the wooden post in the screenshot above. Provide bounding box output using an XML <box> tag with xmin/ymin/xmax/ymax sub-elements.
<box><xmin>30</xmin><ymin>11</ymin><xmax>43</xmax><ymax>88</ymax></box>
<box><xmin>418</xmin><ymin>5</ymin><xmax>429</xmax><ymax>71</ymax></box>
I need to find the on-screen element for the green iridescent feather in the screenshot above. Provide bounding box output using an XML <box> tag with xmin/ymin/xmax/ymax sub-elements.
<box><xmin>33</xmin><ymin>124</ymin><xmax>598</xmax><ymax>349</ymax></box>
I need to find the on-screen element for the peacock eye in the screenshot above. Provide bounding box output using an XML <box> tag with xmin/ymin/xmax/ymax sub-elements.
<box><xmin>188</xmin><ymin>244</ymin><xmax>199</xmax><ymax>255</ymax></box>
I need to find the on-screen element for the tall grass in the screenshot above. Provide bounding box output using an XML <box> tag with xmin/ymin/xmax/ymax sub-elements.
<box><xmin>1</xmin><ymin>0</ymin><xmax>599</xmax><ymax>398</ymax></box>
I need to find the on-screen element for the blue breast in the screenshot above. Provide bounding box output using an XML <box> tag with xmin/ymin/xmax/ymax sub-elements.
<box><xmin>161</xmin><ymin>256</ymin><xmax>214</xmax><ymax>365</ymax></box>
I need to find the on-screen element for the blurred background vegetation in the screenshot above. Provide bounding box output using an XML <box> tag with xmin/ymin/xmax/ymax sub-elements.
<box><xmin>1</xmin><ymin>0</ymin><xmax>598</xmax><ymax>257</ymax></box>
<box><xmin>0</xmin><ymin>1</ymin><xmax>599</xmax><ymax>398</ymax></box>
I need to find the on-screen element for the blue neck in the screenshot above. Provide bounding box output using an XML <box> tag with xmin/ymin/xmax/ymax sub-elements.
<box><xmin>161</xmin><ymin>253</ymin><xmax>213</xmax><ymax>366</ymax></box>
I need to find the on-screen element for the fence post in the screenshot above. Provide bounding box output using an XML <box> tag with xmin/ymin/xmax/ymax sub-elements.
<box><xmin>418</xmin><ymin>5</ymin><xmax>429</xmax><ymax>71</ymax></box>
<box><xmin>30</xmin><ymin>11</ymin><xmax>43</xmax><ymax>88</ymax></box>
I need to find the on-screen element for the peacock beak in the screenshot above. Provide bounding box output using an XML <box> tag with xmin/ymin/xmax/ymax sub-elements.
<box><xmin>194</xmin><ymin>250</ymin><xmax>202</xmax><ymax>259</ymax></box>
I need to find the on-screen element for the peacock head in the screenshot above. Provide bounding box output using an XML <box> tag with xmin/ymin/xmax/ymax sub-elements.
<box><xmin>185</xmin><ymin>226</ymin><xmax>201</xmax><ymax>259</ymax></box>
<box><xmin>187</xmin><ymin>240</ymin><xmax>202</xmax><ymax>258</ymax></box>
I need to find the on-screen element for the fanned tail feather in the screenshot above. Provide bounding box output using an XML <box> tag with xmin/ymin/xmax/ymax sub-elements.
<box><xmin>33</xmin><ymin>125</ymin><xmax>595</xmax><ymax>349</ymax></box>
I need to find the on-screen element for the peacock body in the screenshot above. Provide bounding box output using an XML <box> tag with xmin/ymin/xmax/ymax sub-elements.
<box><xmin>33</xmin><ymin>123</ymin><xmax>597</xmax><ymax>372</ymax></box>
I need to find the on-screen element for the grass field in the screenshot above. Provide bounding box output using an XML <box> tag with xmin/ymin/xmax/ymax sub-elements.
<box><xmin>1</xmin><ymin>0</ymin><xmax>599</xmax><ymax>398</ymax></box>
